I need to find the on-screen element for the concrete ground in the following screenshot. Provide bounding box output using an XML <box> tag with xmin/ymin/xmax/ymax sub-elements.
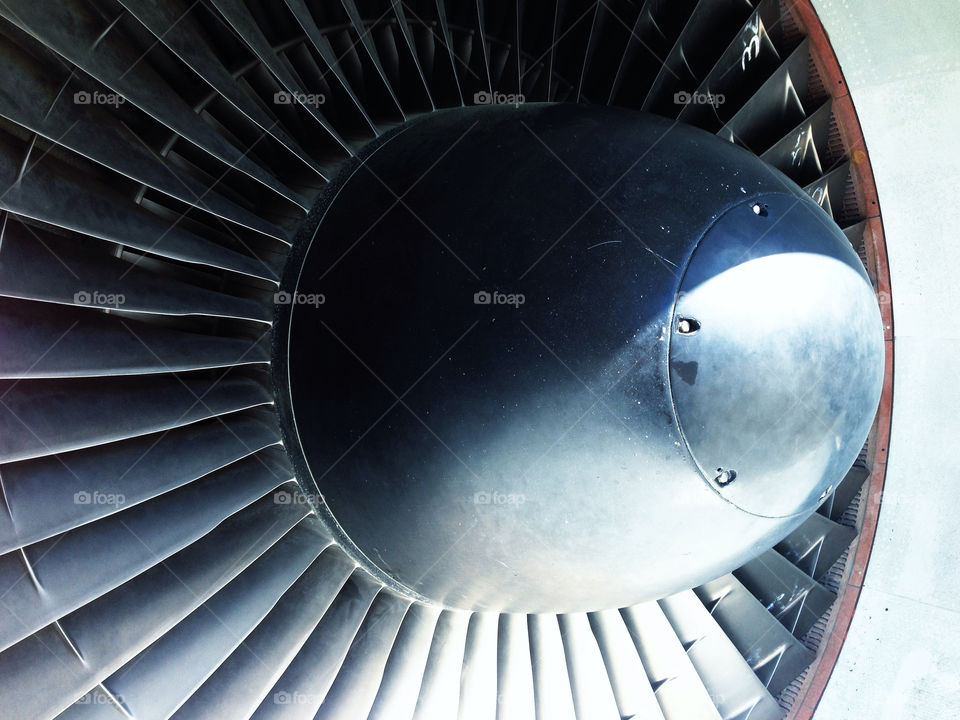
<box><xmin>811</xmin><ymin>1</ymin><xmax>960</xmax><ymax>717</ymax></box>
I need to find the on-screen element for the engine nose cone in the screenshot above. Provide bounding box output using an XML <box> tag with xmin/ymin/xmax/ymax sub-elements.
<box><xmin>669</xmin><ymin>194</ymin><xmax>884</xmax><ymax>518</ymax></box>
<box><xmin>275</xmin><ymin>104</ymin><xmax>885</xmax><ymax>612</ymax></box>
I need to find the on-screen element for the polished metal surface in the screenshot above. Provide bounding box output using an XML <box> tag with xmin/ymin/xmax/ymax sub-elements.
<box><xmin>671</xmin><ymin>192</ymin><xmax>884</xmax><ymax>518</ymax></box>
<box><xmin>276</xmin><ymin>103</ymin><xmax>885</xmax><ymax>612</ymax></box>
<box><xmin>0</xmin><ymin>0</ymin><xmax>890</xmax><ymax>715</ymax></box>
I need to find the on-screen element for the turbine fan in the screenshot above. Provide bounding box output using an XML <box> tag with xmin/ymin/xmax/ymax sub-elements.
<box><xmin>0</xmin><ymin>1</ymin><xmax>891</xmax><ymax>719</ymax></box>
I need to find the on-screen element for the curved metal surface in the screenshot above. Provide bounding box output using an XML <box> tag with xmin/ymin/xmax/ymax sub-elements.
<box><xmin>783</xmin><ymin>1</ymin><xmax>897</xmax><ymax>717</ymax></box>
<box><xmin>0</xmin><ymin>0</ymin><xmax>899</xmax><ymax>715</ymax></box>
<box><xmin>275</xmin><ymin>103</ymin><xmax>883</xmax><ymax>612</ymax></box>
<box><xmin>670</xmin><ymin>192</ymin><xmax>884</xmax><ymax>518</ymax></box>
